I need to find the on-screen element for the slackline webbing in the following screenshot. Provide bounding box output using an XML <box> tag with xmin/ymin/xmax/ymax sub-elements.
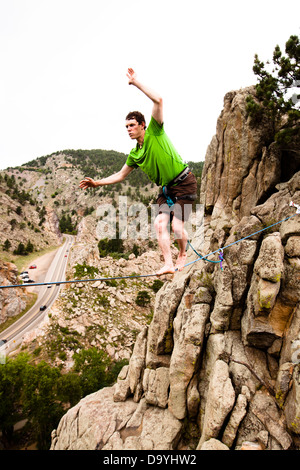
<box><xmin>0</xmin><ymin>202</ymin><xmax>299</xmax><ymax>290</ymax></box>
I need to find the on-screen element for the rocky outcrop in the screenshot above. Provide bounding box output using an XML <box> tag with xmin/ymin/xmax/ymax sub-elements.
<box><xmin>0</xmin><ymin>183</ymin><xmax>62</xmax><ymax>253</ymax></box>
<box><xmin>0</xmin><ymin>261</ymin><xmax>29</xmax><ymax>324</ymax></box>
<box><xmin>51</xmin><ymin>88</ymin><xmax>300</xmax><ymax>450</ymax></box>
<box><xmin>200</xmin><ymin>86</ymin><xmax>297</xmax><ymax>227</ymax></box>
<box><xmin>43</xmin><ymin>207</ymin><xmax>63</xmax><ymax>245</ymax></box>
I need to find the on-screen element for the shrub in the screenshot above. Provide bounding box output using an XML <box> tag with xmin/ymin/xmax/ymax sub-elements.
<box><xmin>135</xmin><ymin>290</ymin><xmax>151</xmax><ymax>307</ymax></box>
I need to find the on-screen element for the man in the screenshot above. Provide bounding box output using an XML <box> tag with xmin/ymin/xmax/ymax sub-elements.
<box><xmin>79</xmin><ymin>68</ymin><xmax>197</xmax><ymax>276</ymax></box>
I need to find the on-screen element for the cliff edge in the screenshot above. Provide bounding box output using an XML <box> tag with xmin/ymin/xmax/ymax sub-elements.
<box><xmin>50</xmin><ymin>87</ymin><xmax>300</xmax><ymax>451</ymax></box>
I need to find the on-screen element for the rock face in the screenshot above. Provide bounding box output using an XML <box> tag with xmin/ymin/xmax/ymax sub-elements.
<box><xmin>51</xmin><ymin>88</ymin><xmax>300</xmax><ymax>451</ymax></box>
<box><xmin>0</xmin><ymin>260</ymin><xmax>29</xmax><ymax>325</ymax></box>
<box><xmin>0</xmin><ymin>181</ymin><xmax>63</xmax><ymax>254</ymax></box>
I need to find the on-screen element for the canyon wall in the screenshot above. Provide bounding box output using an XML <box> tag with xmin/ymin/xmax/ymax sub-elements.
<box><xmin>51</xmin><ymin>87</ymin><xmax>300</xmax><ymax>451</ymax></box>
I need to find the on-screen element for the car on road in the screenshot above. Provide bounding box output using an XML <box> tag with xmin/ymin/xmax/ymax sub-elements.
<box><xmin>29</xmin><ymin>264</ymin><xmax>37</xmax><ymax>269</ymax></box>
<box><xmin>20</xmin><ymin>271</ymin><xmax>28</xmax><ymax>276</ymax></box>
<box><xmin>24</xmin><ymin>279</ymin><xmax>35</xmax><ymax>283</ymax></box>
<box><xmin>39</xmin><ymin>305</ymin><xmax>47</xmax><ymax>311</ymax></box>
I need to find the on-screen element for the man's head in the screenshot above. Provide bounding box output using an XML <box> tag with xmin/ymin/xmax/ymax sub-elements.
<box><xmin>125</xmin><ymin>111</ymin><xmax>146</xmax><ymax>129</ymax></box>
<box><xmin>125</xmin><ymin>111</ymin><xmax>146</xmax><ymax>143</ymax></box>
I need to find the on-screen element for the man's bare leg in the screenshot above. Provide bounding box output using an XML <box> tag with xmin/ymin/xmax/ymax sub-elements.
<box><xmin>172</xmin><ymin>216</ymin><xmax>188</xmax><ymax>271</ymax></box>
<box><xmin>154</xmin><ymin>213</ymin><xmax>175</xmax><ymax>276</ymax></box>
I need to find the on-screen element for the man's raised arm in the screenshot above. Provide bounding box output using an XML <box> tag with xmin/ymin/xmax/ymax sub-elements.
<box><xmin>127</xmin><ymin>68</ymin><xmax>163</xmax><ymax>125</ymax></box>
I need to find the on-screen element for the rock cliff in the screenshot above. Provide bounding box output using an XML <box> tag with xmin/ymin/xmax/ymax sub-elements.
<box><xmin>50</xmin><ymin>87</ymin><xmax>300</xmax><ymax>451</ymax></box>
<box><xmin>0</xmin><ymin>260</ymin><xmax>31</xmax><ymax>325</ymax></box>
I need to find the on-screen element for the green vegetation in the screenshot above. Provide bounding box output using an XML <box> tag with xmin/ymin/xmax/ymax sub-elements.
<box><xmin>98</xmin><ymin>236</ymin><xmax>141</xmax><ymax>260</ymax></box>
<box><xmin>150</xmin><ymin>279</ymin><xmax>164</xmax><ymax>293</ymax></box>
<box><xmin>0</xmin><ymin>173</ymin><xmax>36</xmax><ymax>206</ymax></box>
<box><xmin>188</xmin><ymin>161</ymin><xmax>204</xmax><ymax>178</ymax></box>
<box><xmin>3</xmin><ymin>239</ymin><xmax>11</xmax><ymax>251</ymax></box>
<box><xmin>135</xmin><ymin>290</ymin><xmax>151</xmax><ymax>307</ymax></box>
<box><xmin>73</xmin><ymin>262</ymin><xmax>99</xmax><ymax>278</ymax></box>
<box><xmin>0</xmin><ymin>172</ymin><xmax>51</xmax><ymax>254</ymax></box>
<box><xmin>98</xmin><ymin>237</ymin><xmax>126</xmax><ymax>258</ymax></box>
<box><xmin>13</xmin><ymin>240</ymin><xmax>34</xmax><ymax>256</ymax></box>
<box><xmin>246</xmin><ymin>34</ymin><xmax>300</xmax><ymax>143</ymax></box>
<box><xmin>0</xmin><ymin>241</ymin><xmax>62</xmax><ymax>273</ymax></box>
<box><xmin>59</xmin><ymin>213</ymin><xmax>77</xmax><ymax>234</ymax></box>
<box><xmin>0</xmin><ymin>351</ymin><xmax>128</xmax><ymax>450</ymax></box>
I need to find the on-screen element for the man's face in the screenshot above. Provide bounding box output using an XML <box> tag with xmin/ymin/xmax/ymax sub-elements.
<box><xmin>125</xmin><ymin>119</ymin><xmax>145</xmax><ymax>141</ymax></box>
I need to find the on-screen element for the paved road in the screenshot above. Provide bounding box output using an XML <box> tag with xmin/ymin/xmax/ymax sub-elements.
<box><xmin>0</xmin><ymin>234</ymin><xmax>73</xmax><ymax>355</ymax></box>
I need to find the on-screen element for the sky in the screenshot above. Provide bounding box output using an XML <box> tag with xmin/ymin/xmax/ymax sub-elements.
<box><xmin>0</xmin><ymin>0</ymin><xmax>299</xmax><ymax>170</ymax></box>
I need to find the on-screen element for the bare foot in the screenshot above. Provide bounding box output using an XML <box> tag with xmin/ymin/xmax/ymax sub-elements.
<box><xmin>156</xmin><ymin>265</ymin><xmax>175</xmax><ymax>276</ymax></box>
<box><xmin>175</xmin><ymin>252</ymin><xmax>187</xmax><ymax>271</ymax></box>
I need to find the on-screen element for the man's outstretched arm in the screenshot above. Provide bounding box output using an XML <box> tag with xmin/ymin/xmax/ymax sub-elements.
<box><xmin>79</xmin><ymin>164</ymin><xmax>134</xmax><ymax>189</ymax></box>
<box><xmin>127</xmin><ymin>68</ymin><xmax>163</xmax><ymax>125</ymax></box>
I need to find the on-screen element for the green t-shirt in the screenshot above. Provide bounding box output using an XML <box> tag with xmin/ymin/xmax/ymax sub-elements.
<box><xmin>126</xmin><ymin>117</ymin><xmax>187</xmax><ymax>186</ymax></box>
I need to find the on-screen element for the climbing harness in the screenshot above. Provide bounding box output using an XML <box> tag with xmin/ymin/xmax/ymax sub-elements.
<box><xmin>162</xmin><ymin>185</ymin><xmax>197</xmax><ymax>208</ymax></box>
<box><xmin>160</xmin><ymin>166</ymin><xmax>197</xmax><ymax>209</ymax></box>
<box><xmin>0</xmin><ymin>201</ymin><xmax>299</xmax><ymax>290</ymax></box>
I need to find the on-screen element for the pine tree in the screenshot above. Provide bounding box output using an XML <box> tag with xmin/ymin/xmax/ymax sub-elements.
<box><xmin>3</xmin><ymin>239</ymin><xmax>11</xmax><ymax>251</ymax></box>
<box><xmin>25</xmin><ymin>240</ymin><xmax>34</xmax><ymax>253</ymax></box>
<box><xmin>246</xmin><ymin>34</ymin><xmax>300</xmax><ymax>142</ymax></box>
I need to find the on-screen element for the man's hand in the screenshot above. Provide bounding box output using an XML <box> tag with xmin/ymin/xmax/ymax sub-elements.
<box><xmin>127</xmin><ymin>67</ymin><xmax>137</xmax><ymax>85</ymax></box>
<box><xmin>79</xmin><ymin>177</ymin><xmax>98</xmax><ymax>190</ymax></box>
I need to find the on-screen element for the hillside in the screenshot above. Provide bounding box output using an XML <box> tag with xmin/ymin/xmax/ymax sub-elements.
<box><xmin>0</xmin><ymin>147</ymin><xmax>203</xmax><ymax>448</ymax></box>
<box><xmin>2</xmin><ymin>150</ymin><xmax>203</xmax><ymax>250</ymax></box>
<box><xmin>0</xmin><ymin>155</ymin><xmax>203</xmax><ymax>347</ymax></box>
<box><xmin>0</xmin><ymin>150</ymin><xmax>203</xmax><ymax>304</ymax></box>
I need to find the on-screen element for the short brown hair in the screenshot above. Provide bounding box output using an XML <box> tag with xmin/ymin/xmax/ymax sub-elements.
<box><xmin>125</xmin><ymin>111</ymin><xmax>147</xmax><ymax>129</ymax></box>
